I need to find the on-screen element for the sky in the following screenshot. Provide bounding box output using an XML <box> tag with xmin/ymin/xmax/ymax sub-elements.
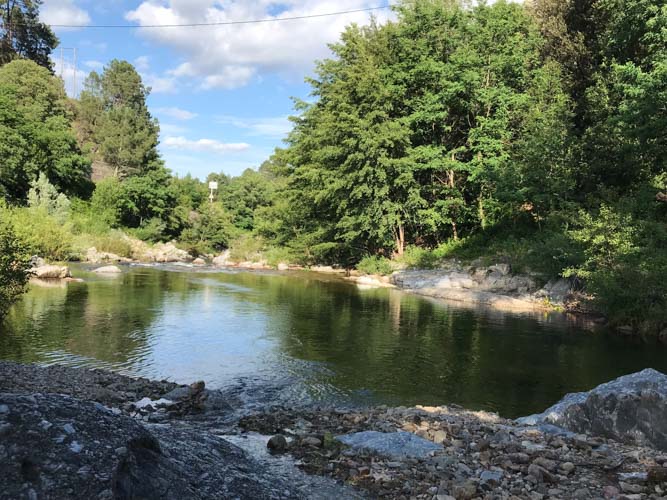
<box><xmin>40</xmin><ymin>0</ymin><xmax>393</xmax><ymax>179</ymax></box>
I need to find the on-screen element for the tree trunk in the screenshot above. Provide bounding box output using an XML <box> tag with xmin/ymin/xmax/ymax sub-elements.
<box><xmin>448</xmin><ymin>167</ymin><xmax>459</xmax><ymax>240</ymax></box>
<box><xmin>395</xmin><ymin>224</ymin><xmax>405</xmax><ymax>256</ymax></box>
<box><xmin>478</xmin><ymin>195</ymin><xmax>486</xmax><ymax>229</ymax></box>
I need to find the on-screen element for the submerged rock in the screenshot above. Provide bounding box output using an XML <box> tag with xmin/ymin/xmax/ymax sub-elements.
<box><xmin>518</xmin><ymin>368</ymin><xmax>667</xmax><ymax>451</ymax></box>
<box><xmin>336</xmin><ymin>430</ymin><xmax>441</xmax><ymax>459</ymax></box>
<box><xmin>92</xmin><ymin>265</ymin><xmax>122</xmax><ymax>274</ymax></box>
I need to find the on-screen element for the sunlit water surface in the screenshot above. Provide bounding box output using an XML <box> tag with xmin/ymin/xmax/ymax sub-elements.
<box><xmin>2</xmin><ymin>265</ymin><xmax>666</xmax><ymax>418</ymax></box>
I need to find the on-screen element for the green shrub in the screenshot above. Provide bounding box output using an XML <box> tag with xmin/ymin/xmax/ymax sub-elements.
<box><xmin>0</xmin><ymin>204</ymin><xmax>31</xmax><ymax>317</ymax></box>
<box><xmin>11</xmin><ymin>206</ymin><xmax>74</xmax><ymax>261</ymax></box>
<box><xmin>564</xmin><ymin>205</ymin><xmax>667</xmax><ymax>331</ymax></box>
<box><xmin>76</xmin><ymin>231</ymin><xmax>133</xmax><ymax>258</ymax></box>
<box><xmin>264</xmin><ymin>246</ymin><xmax>301</xmax><ymax>267</ymax></box>
<box><xmin>228</xmin><ymin>234</ymin><xmax>265</xmax><ymax>262</ymax></box>
<box><xmin>356</xmin><ymin>255</ymin><xmax>394</xmax><ymax>275</ymax></box>
<box><xmin>128</xmin><ymin>218</ymin><xmax>168</xmax><ymax>243</ymax></box>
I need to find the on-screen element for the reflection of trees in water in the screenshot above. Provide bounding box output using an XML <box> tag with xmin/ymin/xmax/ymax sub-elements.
<box><xmin>216</xmin><ymin>272</ymin><xmax>667</xmax><ymax>417</ymax></box>
<box><xmin>3</xmin><ymin>269</ymin><xmax>667</xmax><ymax>418</ymax></box>
<box><xmin>0</xmin><ymin>269</ymin><xmax>193</xmax><ymax>368</ymax></box>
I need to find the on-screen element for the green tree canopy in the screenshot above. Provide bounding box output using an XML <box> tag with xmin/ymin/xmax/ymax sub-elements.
<box><xmin>78</xmin><ymin>60</ymin><xmax>161</xmax><ymax>178</ymax></box>
<box><xmin>0</xmin><ymin>60</ymin><xmax>91</xmax><ymax>201</ymax></box>
<box><xmin>0</xmin><ymin>0</ymin><xmax>57</xmax><ymax>69</ymax></box>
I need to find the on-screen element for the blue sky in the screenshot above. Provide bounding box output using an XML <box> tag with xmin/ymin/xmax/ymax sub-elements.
<box><xmin>41</xmin><ymin>0</ymin><xmax>392</xmax><ymax>179</ymax></box>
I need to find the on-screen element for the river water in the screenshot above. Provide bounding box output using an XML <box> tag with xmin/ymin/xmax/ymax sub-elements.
<box><xmin>1</xmin><ymin>265</ymin><xmax>665</xmax><ymax>418</ymax></box>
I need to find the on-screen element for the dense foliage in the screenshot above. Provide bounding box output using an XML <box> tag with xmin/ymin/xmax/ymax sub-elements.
<box><xmin>0</xmin><ymin>60</ymin><xmax>91</xmax><ymax>201</ymax></box>
<box><xmin>0</xmin><ymin>0</ymin><xmax>57</xmax><ymax>69</ymax></box>
<box><xmin>261</xmin><ymin>0</ymin><xmax>666</xmax><ymax>331</ymax></box>
<box><xmin>0</xmin><ymin>0</ymin><xmax>664</xmax><ymax>332</ymax></box>
<box><xmin>0</xmin><ymin>203</ymin><xmax>30</xmax><ymax>317</ymax></box>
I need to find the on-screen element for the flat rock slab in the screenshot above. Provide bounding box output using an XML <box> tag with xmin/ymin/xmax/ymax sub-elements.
<box><xmin>336</xmin><ymin>430</ymin><xmax>441</xmax><ymax>459</ymax></box>
<box><xmin>0</xmin><ymin>392</ymin><xmax>300</xmax><ymax>499</ymax></box>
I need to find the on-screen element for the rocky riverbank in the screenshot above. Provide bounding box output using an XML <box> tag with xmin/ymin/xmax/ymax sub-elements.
<box><xmin>2</xmin><ymin>362</ymin><xmax>667</xmax><ymax>499</ymax></box>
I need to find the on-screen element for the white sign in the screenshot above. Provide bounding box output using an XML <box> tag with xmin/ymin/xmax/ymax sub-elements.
<box><xmin>208</xmin><ymin>181</ymin><xmax>218</xmax><ymax>190</ymax></box>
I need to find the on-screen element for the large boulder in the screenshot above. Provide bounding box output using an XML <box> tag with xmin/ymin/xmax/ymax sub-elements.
<box><xmin>518</xmin><ymin>369</ymin><xmax>667</xmax><ymax>451</ymax></box>
<box><xmin>30</xmin><ymin>265</ymin><xmax>71</xmax><ymax>279</ymax></box>
<box><xmin>138</xmin><ymin>242</ymin><xmax>191</xmax><ymax>263</ymax></box>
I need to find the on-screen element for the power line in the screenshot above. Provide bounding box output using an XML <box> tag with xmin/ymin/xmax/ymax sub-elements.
<box><xmin>17</xmin><ymin>5</ymin><xmax>391</xmax><ymax>30</ymax></box>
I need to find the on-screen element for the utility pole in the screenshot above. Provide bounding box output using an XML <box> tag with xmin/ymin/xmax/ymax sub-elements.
<box><xmin>58</xmin><ymin>47</ymin><xmax>77</xmax><ymax>97</ymax></box>
<box><xmin>73</xmin><ymin>48</ymin><xmax>77</xmax><ymax>97</ymax></box>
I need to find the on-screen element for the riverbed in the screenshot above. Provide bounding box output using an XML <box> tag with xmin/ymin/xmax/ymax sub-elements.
<box><xmin>1</xmin><ymin>264</ymin><xmax>665</xmax><ymax>418</ymax></box>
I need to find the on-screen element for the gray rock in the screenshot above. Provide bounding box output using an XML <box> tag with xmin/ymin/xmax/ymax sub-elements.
<box><xmin>30</xmin><ymin>265</ymin><xmax>71</xmax><ymax>279</ymax></box>
<box><xmin>518</xmin><ymin>369</ymin><xmax>667</xmax><ymax>451</ymax></box>
<box><xmin>479</xmin><ymin>470</ymin><xmax>503</xmax><ymax>489</ymax></box>
<box><xmin>0</xmin><ymin>392</ymin><xmax>301</xmax><ymax>499</ymax></box>
<box><xmin>92</xmin><ymin>265</ymin><xmax>122</xmax><ymax>274</ymax></box>
<box><xmin>267</xmin><ymin>434</ymin><xmax>288</xmax><ymax>453</ymax></box>
<box><xmin>302</xmin><ymin>436</ymin><xmax>322</xmax><ymax>447</ymax></box>
<box><xmin>336</xmin><ymin>430</ymin><xmax>441</xmax><ymax>459</ymax></box>
<box><xmin>451</xmin><ymin>480</ymin><xmax>477</xmax><ymax>500</ymax></box>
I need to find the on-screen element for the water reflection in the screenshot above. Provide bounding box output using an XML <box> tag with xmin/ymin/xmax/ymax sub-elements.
<box><xmin>1</xmin><ymin>265</ymin><xmax>666</xmax><ymax>418</ymax></box>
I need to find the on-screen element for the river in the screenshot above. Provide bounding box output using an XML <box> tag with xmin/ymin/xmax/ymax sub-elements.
<box><xmin>1</xmin><ymin>264</ymin><xmax>665</xmax><ymax>418</ymax></box>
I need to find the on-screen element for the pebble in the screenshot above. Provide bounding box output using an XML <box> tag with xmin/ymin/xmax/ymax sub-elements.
<box><xmin>0</xmin><ymin>404</ymin><xmax>9</xmax><ymax>414</ymax></box>
<box><xmin>480</xmin><ymin>470</ymin><xmax>503</xmax><ymax>489</ymax></box>
<box><xmin>620</xmin><ymin>482</ymin><xmax>643</xmax><ymax>494</ymax></box>
<box><xmin>560</xmin><ymin>461</ymin><xmax>575</xmax><ymax>473</ymax></box>
<box><xmin>602</xmin><ymin>485</ymin><xmax>619</xmax><ymax>499</ymax></box>
<box><xmin>63</xmin><ymin>423</ymin><xmax>76</xmax><ymax>434</ymax></box>
<box><xmin>302</xmin><ymin>437</ymin><xmax>322</xmax><ymax>447</ymax></box>
<box><xmin>69</xmin><ymin>441</ymin><xmax>84</xmax><ymax>453</ymax></box>
<box><xmin>451</xmin><ymin>480</ymin><xmax>477</xmax><ymax>500</ymax></box>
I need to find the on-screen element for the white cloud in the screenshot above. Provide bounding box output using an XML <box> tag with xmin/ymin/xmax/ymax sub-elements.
<box><xmin>163</xmin><ymin>136</ymin><xmax>250</xmax><ymax>153</ymax></box>
<box><xmin>40</xmin><ymin>0</ymin><xmax>91</xmax><ymax>29</ymax></box>
<box><xmin>134</xmin><ymin>56</ymin><xmax>151</xmax><ymax>72</ymax></box>
<box><xmin>143</xmin><ymin>73</ymin><xmax>178</xmax><ymax>94</ymax></box>
<box><xmin>132</xmin><ymin>56</ymin><xmax>178</xmax><ymax>94</ymax></box>
<box><xmin>155</xmin><ymin>107</ymin><xmax>198</xmax><ymax>120</ymax></box>
<box><xmin>159</xmin><ymin>123</ymin><xmax>188</xmax><ymax>135</ymax></box>
<box><xmin>125</xmin><ymin>1</ymin><xmax>393</xmax><ymax>90</ymax></box>
<box><xmin>84</xmin><ymin>60</ymin><xmax>104</xmax><ymax>70</ymax></box>
<box><xmin>218</xmin><ymin>115</ymin><xmax>292</xmax><ymax>138</ymax></box>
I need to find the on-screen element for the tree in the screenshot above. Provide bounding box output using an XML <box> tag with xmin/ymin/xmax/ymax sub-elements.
<box><xmin>218</xmin><ymin>168</ymin><xmax>275</xmax><ymax>231</ymax></box>
<box><xmin>0</xmin><ymin>60</ymin><xmax>91</xmax><ymax>200</ymax></box>
<box><xmin>27</xmin><ymin>172</ymin><xmax>70</xmax><ymax>223</ymax></box>
<box><xmin>78</xmin><ymin>60</ymin><xmax>161</xmax><ymax>178</ymax></box>
<box><xmin>0</xmin><ymin>0</ymin><xmax>57</xmax><ymax>69</ymax></box>
<box><xmin>0</xmin><ymin>202</ymin><xmax>30</xmax><ymax>318</ymax></box>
